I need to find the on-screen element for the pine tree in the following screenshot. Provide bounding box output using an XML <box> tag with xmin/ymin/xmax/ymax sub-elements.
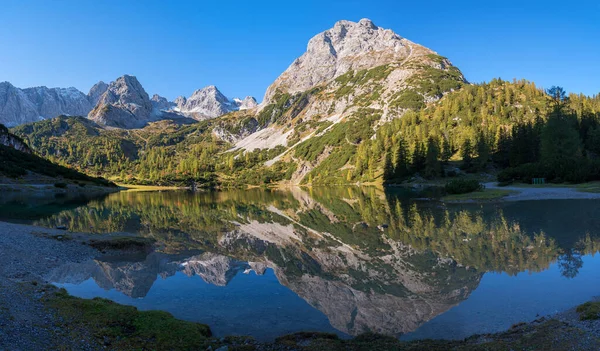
<box><xmin>460</xmin><ymin>139</ymin><xmax>474</xmax><ymax>171</ymax></box>
<box><xmin>475</xmin><ymin>131</ymin><xmax>490</xmax><ymax>171</ymax></box>
<box><xmin>383</xmin><ymin>152</ymin><xmax>394</xmax><ymax>183</ymax></box>
<box><xmin>493</xmin><ymin>127</ymin><xmax>511</xmax><ymax>168</ymax></box>
<box><xmin>393</xmin><ymin>138</ymin><xmax>411</xmax><ymax>180</ymax></box>
<box><xmin>441</xmin><ymin>137</ymin><xmax>453</xmax><ymax>164</ymax></box>
<box><xmin>411</xmin><ymin>142</ymin><xmax>426</xmax><ymax>173</ymax></box>
<box><xmin>424</xmin><ymin>137</ymin><xmax>442</xmax><ymax>179</ymax></box>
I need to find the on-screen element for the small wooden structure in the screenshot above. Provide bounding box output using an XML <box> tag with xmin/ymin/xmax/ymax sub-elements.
<box><xmin>532</xmin><ymin>178</ymin><xmax>546</xmax><ymax>185</ymax></box>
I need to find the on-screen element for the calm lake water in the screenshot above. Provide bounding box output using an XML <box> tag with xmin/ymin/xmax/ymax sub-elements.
<box><xmin>2</xmin><ymin>187</ymin><xmax>600</xmax><ymax>341</ymax></box>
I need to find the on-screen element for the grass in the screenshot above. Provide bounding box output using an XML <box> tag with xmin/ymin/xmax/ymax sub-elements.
<box><xmin>44</xmin><ymin>288</ymin><xmax>213</xmax><ymax>350</ymax></box>
<box><xmin>574</xmin><ymin>181</ymin><xmax>600</xmax><ymax>193</ymax></box>
<box><xmin>116</xmin><ymin>183</ymin><xmax>187</xmax><ymax>191</ymax></box>
<box><xmin>576</xmin><ymin>301</ymin><xmax>600</xmax><ymax>320</ymax></box>
<box><xmin>442</xmin><ymin>189</ymin><xmax>516</xmax><ymax>202</ymax></box>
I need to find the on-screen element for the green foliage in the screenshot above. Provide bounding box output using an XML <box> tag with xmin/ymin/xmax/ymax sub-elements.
<box><xmin>334</xmin><ymin>65</ymin><xmax>392</xmax><ymax>98</ymax></box>
<box><xmin>46</xmin><ymin>288</ymin><xmax>212</xmax><ymax>350</ymax></box>
<box><xmin>541</xmin><ymin>112</ymin><xmax>582</xmax><ymax>169</ymax></box>
<box><xmin>407</xmin><ymin>56</ymin><xmax>464</xmax><ymax>97</ymax></box>
<box><xmin>444</xmin><ymin>179</ymin><xmax>484</xmax><ymax>195</ymax></box>
<box><xmin>0</xmin><ymin>144</ymin><xmax>113</xmax><ymax>186</ymax></box>
<box><xmin>390</xmin><ymin>90</ymin><xmax>425</xmax><ymax>110</ymax></box>
<box><xmin>576</xmin><ymin>301</ymin><xmax>600</xmax><ymax>320</ymax></box>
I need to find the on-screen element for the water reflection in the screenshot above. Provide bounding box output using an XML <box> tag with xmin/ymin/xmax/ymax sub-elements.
<box><xmin>3</xmin><ymin>187</ymin><xmax>600</xmax><ymax>339</ymax></box>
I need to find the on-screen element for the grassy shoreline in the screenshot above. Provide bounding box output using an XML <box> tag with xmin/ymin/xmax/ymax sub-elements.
<box><xmin>38</xmin><ymin>284</ymin><xmax>599</xmax><ymax>351</ymax></box>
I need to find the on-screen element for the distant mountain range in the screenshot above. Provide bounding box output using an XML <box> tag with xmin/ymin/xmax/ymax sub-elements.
<box><xmin>0</xmin><ymin>76</ymin><xmax>257</xmax><ymax>128</ymax></box>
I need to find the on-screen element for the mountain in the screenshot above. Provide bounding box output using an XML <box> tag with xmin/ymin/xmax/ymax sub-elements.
<box><xmin>150</xmin><ymin>94</ymin><xmax>175</xmax><ymax>111</ymax></box>
<box><xmin>0</xmin><ymin>82</ymin><xmax>39</xmax><ymax>127</ymax></box>
<box><xmin>0</xmin><ymin>82</ymin><xmax>94</xmax><ymax>127</ymax></box>
<box><xmin>175</xmin><ymin>86</ymin><xmax>258</xmax><ymax>119</ymax></box>
<box><xmin>264</xmin><ymin>18</ymin><xmax>420</xmax><ymax>103</ymax></box>
<box><xmin>0</xmin><ymin>76</ymin><xmax>256</xmax><ymax>129</ymax></box>
<box><xmin>88</xmin><ymin>81</ymin><xmax>109</xmax><ymax>105</ymax></box>
<box><xmin>88</xmin><ymin>75</ymin><xmax>156</xmax><ymax>129</ymax></box>
<box><xmin>23</xmin><ymin>86</ymin><xmax>92</xmax><ymax>119</ymax></box>
<box><xmin>234</xmin><ymin>96</ymin><xmax>258</xmax><ymax>110</ymax></box>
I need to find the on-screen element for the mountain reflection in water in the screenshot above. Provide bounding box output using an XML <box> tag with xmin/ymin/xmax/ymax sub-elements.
<box><xmin>4</xmin><ymin>187</ymin><xmax>600</xmax><ymax>340</ymax></box>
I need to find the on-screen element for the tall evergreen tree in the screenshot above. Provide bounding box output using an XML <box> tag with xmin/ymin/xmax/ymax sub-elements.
<box><xmin>541</xmin><ymin>112</ymin><xmax>582</xmax><ymax>170</ymax></box>
<box><xmin>493</xmin><ymin>127</ymin><xmax>511</xmax><ymax>168</ymax></box>
<box><xmin>411</xmin><ymin>142</ymin><xmax>426</xmax><ymax>173</ymax></box>
<box><xmin>460</xmin><ymin>139</ymin><xmax>474</xmax><ymax>171</ymax></box>
<box><xmin>475</xmin><ymin>131</ymin><xmax>490</xmax><ymax>170</ymax></box>
<box><xmin>383</xmin><ymin>152</ymin><xmax>394</xmax><ymax>183</ymax></box>
<box><xmin>424</xmin><ymin>137</ymin><xmax>442</xmax><ymax>179</ymax></box>
<box><xmin>393</xmin><ymin>138</ymin><xmax>411</xmax><ymax>180</ymax></box>
<box><xmin>441</xmin><ymin>137</ymin><xmax>453</xmax><ymax>164</ymax></box>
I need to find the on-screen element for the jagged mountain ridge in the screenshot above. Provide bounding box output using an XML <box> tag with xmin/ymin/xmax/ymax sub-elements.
<box><xmin>0</xmin><ymin>77</ymin><xmax>257</xmax><ymax>128</ymax></box>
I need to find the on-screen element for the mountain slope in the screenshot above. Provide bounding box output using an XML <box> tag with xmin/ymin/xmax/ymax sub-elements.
<box><xmin>0</xmin><ymin>123</ymin><xmax>113</xmax><ymax>186</ymax></box>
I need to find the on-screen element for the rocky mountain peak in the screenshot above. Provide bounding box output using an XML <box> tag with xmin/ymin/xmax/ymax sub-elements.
<box><xmin>235</xmin><ymin>96</ymin><xmax>259</xmax><ymax>110</ymax></box>
<box><xmin>150</xmin><ymin>94</ymin><xmax>175</xmax><ymax>111</ymax></box>
<box><xmin>263</xmin><ymin>18</ymin><xmax>414</xmax><ymax>103</ymax></box>
<box><xmin>88</xmin><ymin>81</ymin><xmax>109</xmax><ymax>105</ymax></box>
<box><xmin>179</xmin><ymin>85</ymin><xmax>233</xmax><ymax>118</ymax></box>
<box><xmin>174</xmin><ymin>96</ymin><xmax>187</xmax><ymax>110</ymax></box>
<box><xmin>88</xmin><ymin>75</ymin><xmax>154</xmax><ymax>129</ymax></box>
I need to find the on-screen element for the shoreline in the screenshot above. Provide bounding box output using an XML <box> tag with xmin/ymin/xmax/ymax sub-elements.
<box><xmin>0</xmin><ymin>220</ymin><xmax>599</xmax><ymax>350</ymax></box>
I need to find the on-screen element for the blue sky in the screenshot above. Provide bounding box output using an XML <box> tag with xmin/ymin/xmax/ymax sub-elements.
<box><xmin>0</xmin><ymin>0</ymin><xmax>598</xmax><ymax>101</ymax></box>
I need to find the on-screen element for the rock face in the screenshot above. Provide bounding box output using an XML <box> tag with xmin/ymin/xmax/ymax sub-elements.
<box><xmin>88</xmin><ymin>75</ymin><xmax>155</xmax><ymax>129</ymax></box>
<box><xmin>0</xmin><ymin>82</ymin><xmax>39</xmax><ymax>127</ymax></box>
<box><xmin>178</xmin><ymin>86</ymin><xmax>235</xmax><ymax>119</ymax></box>
<box><xmin>176</xmin><ymin>86</ymin><xmax>258</xmax><ymax>119</ymax></box>
<box><xmin>23</xmin><ymin>86</ymin><xmax>92</xmax><ymax>118</ymax></box>
<box><xmin>234</xmin><ymin>96</ymin><xmax>259</xmax><ymax>110</ymax></box>
<box><xmin>174</xmin><ymin>96</ymin><xmax>187</xmax><ymax>110</ymax></box>
<box><xmin>151</xmin><ymin>94</ymin><xmax>176</xmax><ymax>111</ymax></box>
<box><xmin>88</xmin><ymin>81</ymin><xmax>109</xmax><ymax>105</ymax></box>
<box><xmin>182</xmin><ymin>253</ymin><xmax>246</xmax><ymax>286</ymax></box>
<box><xmin>0</xmin><ymin>82</ymin><xmax>92</xmax><ymax>127</ymax></box>
<box><xmin>0</xmin><ymin>124</ymin><xmax>31</xmax><ymax>153</ymax></box>
<box><xmin>263</xmin><ymin>18</ymin><xmax>414</xmax><ymax>103</ymax></box>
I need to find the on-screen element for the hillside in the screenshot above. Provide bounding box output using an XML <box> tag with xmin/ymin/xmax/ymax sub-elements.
<box><xmin>0</xmin><ymin>123</ymin><xmax>114</xmax><ymax>187</ymax></box>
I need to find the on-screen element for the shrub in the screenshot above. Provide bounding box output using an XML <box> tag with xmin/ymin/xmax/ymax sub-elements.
<box><xmin>444</xmin><ymin>179</ymin><xmax>483</xmax><ymax>195</ymax></box>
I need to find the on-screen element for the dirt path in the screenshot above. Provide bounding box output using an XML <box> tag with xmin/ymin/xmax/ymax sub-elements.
<box><xmin>484</xmin><ymin>182</ymin><xmax>600</xmax><ymax>201</ymax></box>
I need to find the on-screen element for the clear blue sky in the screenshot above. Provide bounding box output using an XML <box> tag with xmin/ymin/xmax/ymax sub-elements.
<box><xmin>0</xmin><ymin>0</ymin><xmax>598</xmax><ymax>101</ymax></box>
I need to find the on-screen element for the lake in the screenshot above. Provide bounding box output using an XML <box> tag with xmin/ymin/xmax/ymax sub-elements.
<box><xmin>2</xmin><ymin>187</ymin><xmax>600</xmax><ymax>341</ymax></box>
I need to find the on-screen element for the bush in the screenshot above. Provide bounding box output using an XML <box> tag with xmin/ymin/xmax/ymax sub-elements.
<box><xmin>444</xmin><ymin>179</ymin><xmax>483</xmax><ymax>195</ymax></box>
